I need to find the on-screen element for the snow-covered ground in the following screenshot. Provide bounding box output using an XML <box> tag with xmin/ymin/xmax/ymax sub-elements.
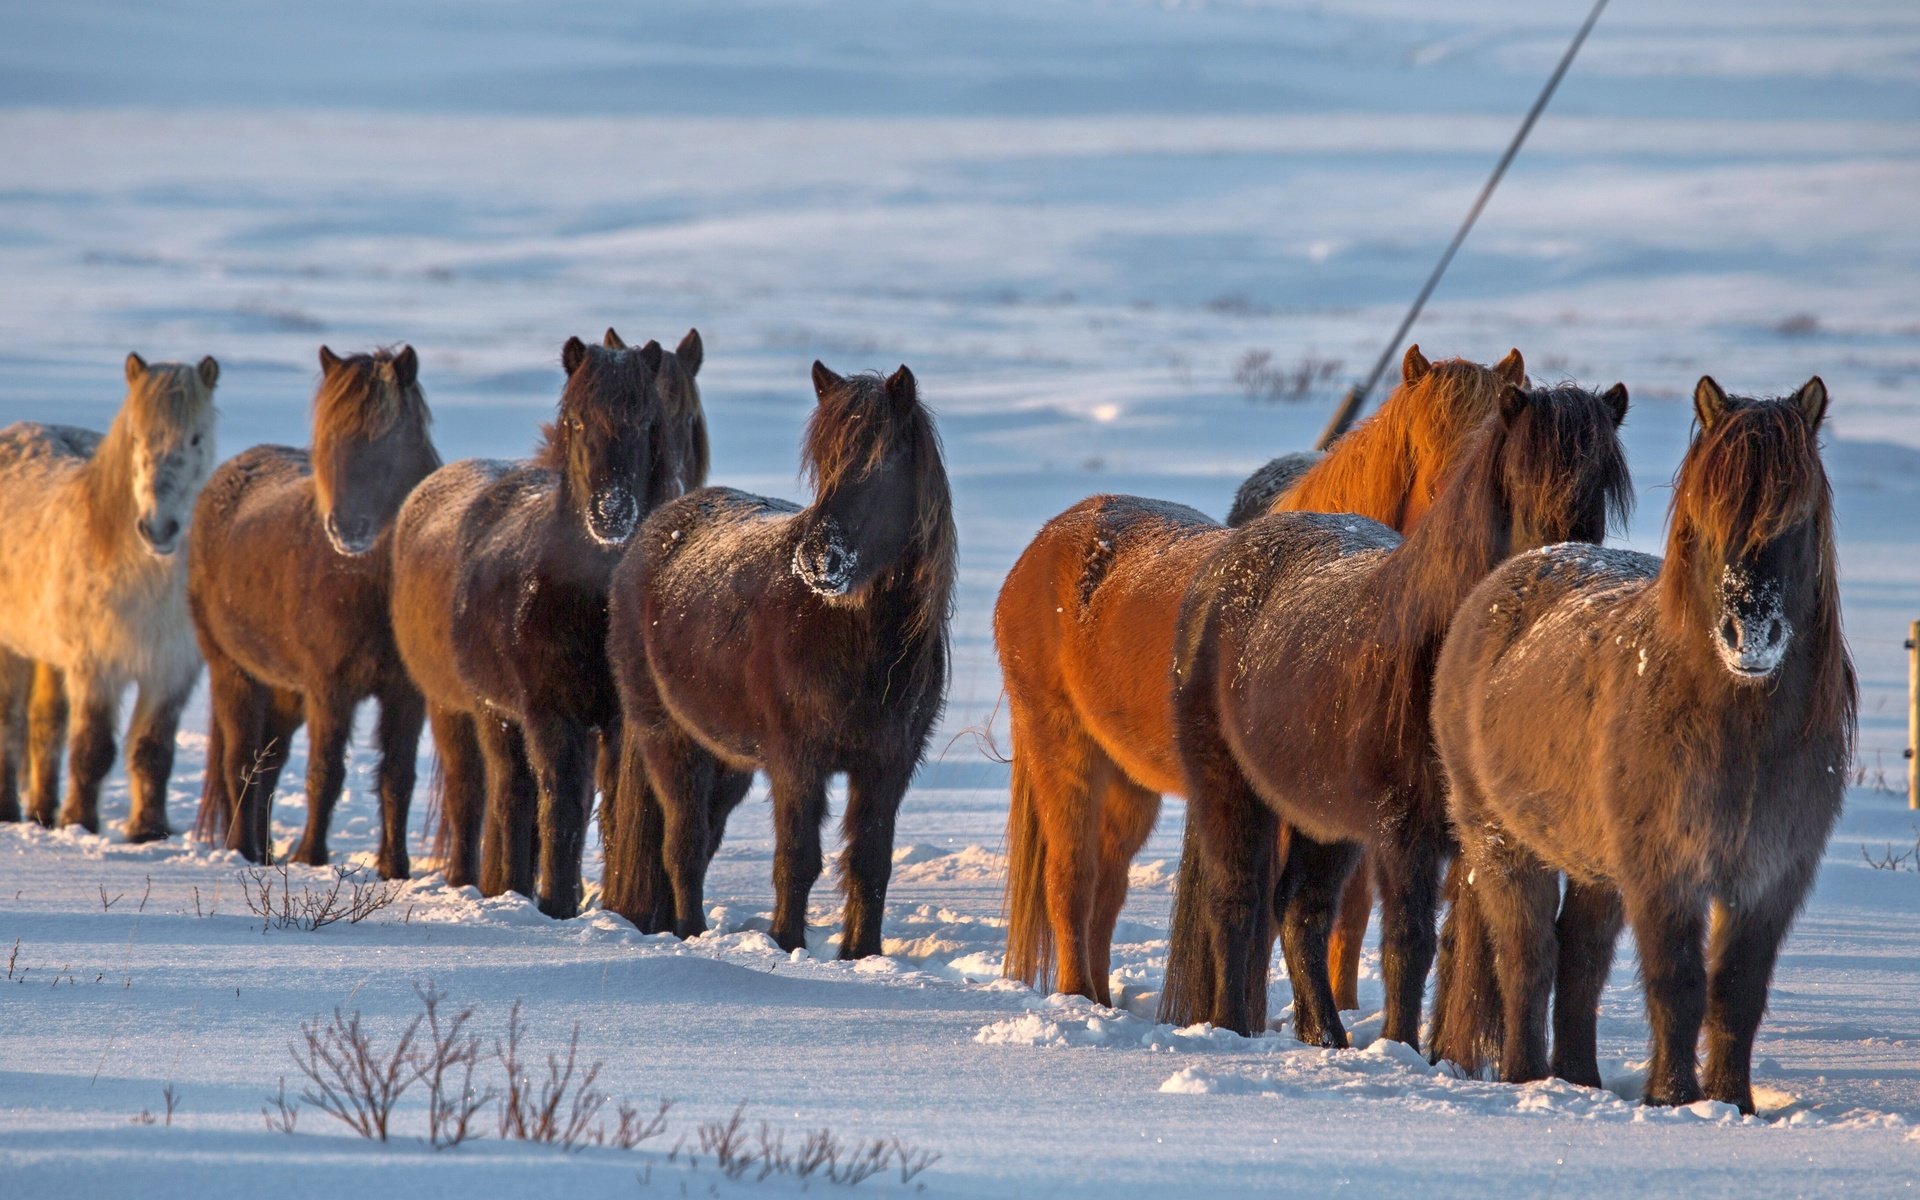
<box><xmin>2</xmin><ymin>1</ymin><xmax>1918</xmax><ymax>1194</ymax></box>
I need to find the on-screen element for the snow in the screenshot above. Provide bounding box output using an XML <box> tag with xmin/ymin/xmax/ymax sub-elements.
<box><xmin>3</xmin><ymin>0</ymin><xmax>1920</xmax><ymax>1195</ymax></box>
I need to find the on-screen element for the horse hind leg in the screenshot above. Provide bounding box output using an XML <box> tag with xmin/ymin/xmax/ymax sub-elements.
<box><xmin>1005</xmin><ymin>702</ymin><xmax>1106</xmax><ymax>1001</ymax></box>
<box><xmin>0</xmin><ymin>653</ymin><xmax>29</xmax><ymax>822</ymax></box>
<box><xmin>124</xmin><ymin>679</ymin><xmax>191</xmax><ymax>842</ymax></box>
<box><xmin>1551</xmin><ymin>877</ymin><xmax>1624</xmax><ymax>1088</ymax></box>
<box><xmin>1089</xmin><ymin>772</ymin><xmax>1160</xmax><ymax>1006</ymax></box>
<box><xmin>428</xmin><ymin>706</ymin><xmax>485</xmax><ymax>889</ymax></box>
<box><xmin>371</xmin><ymin>681</ymin><xmax>426</xmax><ymax>881</ymax></box>
<box><xmin>476</xmin><ymin>718</ymin><xmax>537</xmax><ymax>900</ymax></box>
<box><xmin>26</xmin><ymin>661</ymin><xmax>67</xmax><ymax>826</ymax></box>
<box><xmin>1371</xmin><ymin>827</ymin><xmax>1445</xmax><ymax>1049</ymax></box>
<box><xmin>57</xmin><ymin>676</ymin><xmax>118</xmax><ymax>834</ymax></box>
<box><xmin>290</xmin><ymin>691</ymin><xmax>356</xmax><ymax>867</ymax></box>
<box><xmin>522</xmin><ymin>715</ymin><xmax>595</xmax><ymax>919</ymax></box>
<box><xmin>1273</xmin><ymin>832</ymin><xmax>1360</xmax><ymax>1048</ymax></box>
<box><xmin>1465</xmin><ymin>845</ymin><xmax>1560</xmax><ymax>1085</ymax></box>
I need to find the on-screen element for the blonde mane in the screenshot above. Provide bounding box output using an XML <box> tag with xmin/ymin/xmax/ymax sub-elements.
<box><xmin>1274</xmin><ymin>346</ymin><xmax>1525</xmax><ymax>531</ymax></box>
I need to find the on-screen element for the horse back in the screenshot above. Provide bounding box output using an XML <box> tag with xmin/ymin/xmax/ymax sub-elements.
<box><xmin>995</xmin><ymin>494</ymin><xmax>1226</xmax><ymax>797</ymax></box>
<box><xmin>391</xmin><ymin>458</ymin><xmax>511</xmax><ymax>713</ymax></box>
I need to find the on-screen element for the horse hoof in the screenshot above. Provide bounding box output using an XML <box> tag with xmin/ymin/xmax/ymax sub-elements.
<box><xmin>125</xmin><ymin>825</ymin><xmax>170</xmax><ymax>845</ymax></box>
<box><xmin>376</xmin><ymin>856</ymin><xmax>410</xmax><ymax>881</ymax></box>
<box><xmin>58</xmin><ymin>810</ymin><xmax>99</xmax><ymax>834</ymax></box>
<box><xmin>1641</xmin><ymin>1079</ymin><xmax>1704</xmax><ymax>1108</ymax></box>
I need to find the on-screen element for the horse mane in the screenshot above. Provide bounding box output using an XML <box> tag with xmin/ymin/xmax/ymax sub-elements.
<box><xmin>1660</xmin><ymin>398</ymin><xmax>1853</xmax><ymax>735</ymax></box>
<box><xmin>1275</xmin><ymin>354</ymin><xmax>1519</xmax><ymax>527</ymax></box>
<box><xmin>532</xmin><ymin>343</ymin><xmax>657</xmax><ymax>472</ymax></box>
<box><xmin>83</xmin><ymin>361</ymin><xmax>215</xmax><ymax>554</ymax></box>
<box><xmin>1363</xmin><ymin>386</ymin><xmax>1632</xmax><ymax>757</ymax></box>
<box><xmin>313</xmin><ymin>347</ymin><xmax>431</xmax><ymax>443</ymax></box>
<box><xmin>803</xmin><ymin>372</ymin><xmax>957</xmax><ymax>644</ymax></box>
<box><xmin>657</xmin><ymin>351</ymin><xmax>711</xmax><ymax>490</ymax></box>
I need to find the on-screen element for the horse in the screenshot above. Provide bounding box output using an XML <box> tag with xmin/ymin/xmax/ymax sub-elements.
<box><xmin>391</xmin><ymin>329</ymin><xmax>695</xmax><ymax>916</ymax></box>
<box><xmin>996</xmin><ymin>345</ymin><xmax>1523</xmax><ymax>1004</ymax></box>
<box><xmin>187</xmin><ymin>345</ymin><xmax>438</xmax><ymax>878</ymax></box>
<box><xmin>1158</xmin><ymin>382</ymin><xmax>1631</xmax><ymax>1049</ymax></box>
<box><xmin>0</xmin><ymin>354</ymin><xmax>219</xmax><ymax>839</ymax></box>
<box><xmin>603</xmin><ymin>361</ymin><xmax>954</xmax><ymax>959</ymax></box>
<box><xmin>1427</xmin><ymin>377</ymin><xmax>1850</xmax><ymax>1115</ymax></box>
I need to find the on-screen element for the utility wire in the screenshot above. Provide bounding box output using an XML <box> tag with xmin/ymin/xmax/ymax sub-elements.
<box><xmin>1314</xmin><ymin>0</ymin><xmax>1612</xmax><ymax>450</ymax></box>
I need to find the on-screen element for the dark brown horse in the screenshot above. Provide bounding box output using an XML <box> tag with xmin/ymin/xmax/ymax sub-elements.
<box><xmin>1159</xmin><ymin>382</ymin><xmax>1631</xmax><ymax>1049</ymax></box>
<box><xmin>603</xmin><ymin>362</ymin><xmax>954</xmax><ymax>958</ymax></box>
<box><xmin>390</xmin><ymin>330</ymin><xmax>697</xmax><ymax>916</ymax></box>
<box><xmin>996</xmin><ymin>347</ymin><xmax>1522</xmax><ymax>1004</ymax></box>
<box><xmin>1428</xmin><ymin>378</ymin><xmax>1851</xmax><ymax>1114</ymax></box>
<box><xmin>188</xmin><ymin>346</ymin><xmax>438</xmax><ymax>877</ymax></box>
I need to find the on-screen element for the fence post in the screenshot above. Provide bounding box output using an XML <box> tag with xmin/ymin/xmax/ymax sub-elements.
<box><xmin>1907</xmin><ymin>620</ymin><xmax>1918</xmax><ymax>809</ymax></box>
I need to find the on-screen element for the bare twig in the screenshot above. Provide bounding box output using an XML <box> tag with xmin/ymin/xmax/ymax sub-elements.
<box><xmin>412</xmin><ymin>982</ymin><xmax>493</xmax><ymax>1149</ymax></box>
<box><xmin>262</xmin><ymin>1076</ymin><xmax>299</xmax><ymax>1134</ymax></box>
<box><xmin>290</xmin><ymin>1006</ymin><xmax>423</xmax><ymax>1141</ymax></box>
<box><xmin>161</xmin><ymin>1084</ymin><xmax>179</xmax><ymax>1126</ymax></box>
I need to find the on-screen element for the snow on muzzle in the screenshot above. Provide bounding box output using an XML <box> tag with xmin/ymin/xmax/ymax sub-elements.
<box><xmin>1713</xmin><ymin>565</ymin><xmax>1792</xmax><ymax>680</ymax></box>
<box><xmin>587</xmin><ymin>485</ymin><xmax>639</xmax><ymax>547</ymax></box>
<box><xmin>792</xmin><ymin>520</ymin><xmax>860</xmax><ymax>597</ymax></box>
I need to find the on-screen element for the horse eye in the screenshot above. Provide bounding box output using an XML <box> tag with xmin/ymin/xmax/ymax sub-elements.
<box><xmin>190</xmin><ymin>434</ymin><xmax>202</xmax><ymax>448</ymax></box>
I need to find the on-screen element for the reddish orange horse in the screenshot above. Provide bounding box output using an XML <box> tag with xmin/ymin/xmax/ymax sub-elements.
<box><xmin>996</xmin><ymin>345</ymin><xmax>1524</xmax><ymax>1003</ymax></box>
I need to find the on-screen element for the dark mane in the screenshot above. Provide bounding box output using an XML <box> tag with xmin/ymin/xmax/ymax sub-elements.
<box><xmin>803</xmin><ymin>371</ymin><xmax>957</xmax><ymax>643</ymax></box>
<box><xmin>532</xmin><ymin>343</ymin><xmax>657</xmax><ymax>471</ymax></box>
<box><xmin>656</xmin><ymin>350</ymin><xmax>711</xmax><ymax>492</ymax></box>
<box><xmin>1662</xmin><ymin>395</ymin><xmax>1852</xmax><ymax>735</ymax></box>
<box><xmin>1364</xmin><ymin>385</ymin><xmax>1632</xmax><ymax>757</ymax></box>
<box><xmin>313</xmin><ymin>346</ymin><xmax>431</xmax><ymax>443</ymax></box>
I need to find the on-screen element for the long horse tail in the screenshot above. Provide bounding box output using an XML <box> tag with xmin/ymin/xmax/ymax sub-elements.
<box><xmin>1428</xmin><ymin>862</ymin><xmax>1502</xmax><ymax>1075</ymax></box>
<box><xmin>192</xmin><ymin>718</ymin><xmax>227</xmax><ymax>843</ymax></box>
<box><xmin>1157</xmin><ymin>809</ymin><xmax>1216</xmax><ymax>1027</ymax></box>
<box><xmin>1000</xmin><ymin>741</ymin><xmax>1053</xmax><ymax>990</ymax></box>
<box><xmin>599</xmin><ymin>726</ymin><xmax>651</xmax><ymax>923</ymax></box>
<box><xmin>422</xmin><ymin>746</ymin><xmax>449</xmax><ymax>864</ymax></box>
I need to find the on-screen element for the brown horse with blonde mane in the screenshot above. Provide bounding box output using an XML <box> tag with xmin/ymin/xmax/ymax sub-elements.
<box><xmin>1159</xmin><ymin>381</ymin><xmax>1631</xmax><ymax>1048</ymax></box>
<box><xmin>996</xmin><ymin>345</ymin><xmax>1523</xmax><ymax>1003</ymax></box>
<box><xmin>1428</xmin><ymin>377</ymin><xmax>1851</xmax><ymax>1114</ymax></box>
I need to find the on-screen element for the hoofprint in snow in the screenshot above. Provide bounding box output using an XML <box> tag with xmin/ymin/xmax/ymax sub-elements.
<box><xmin>3</xmin><ymin>0</ymin><xmax>1920</xmax><ymax>1195</ymax></box>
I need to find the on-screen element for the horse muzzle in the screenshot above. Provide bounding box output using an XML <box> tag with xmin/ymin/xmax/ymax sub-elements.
<box><xmin>586</xmin><ymin>487</ymin><xmax>640</xmax><ymax>548</ymax></box>
<box><xmin>792</xmin><ymin>532</ymin><xmax>860</xmax><ymax>598</ymax></box>
<box><xmin>136</xmin><ymin>516</ymin><xmax>180</xmax><ymax>557</ymax></box>
<box><xmin>1713</xmin><ymin>609</ymin><xmax>1792</xmax><ymax>680</ymax></box>
<box><xmin>323</xmin><ymin>513</ymin><xmax>379</xmax><ymax>557</ymax></box>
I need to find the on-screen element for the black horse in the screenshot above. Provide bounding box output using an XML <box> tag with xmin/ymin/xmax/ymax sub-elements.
<box><xmin>604</xmin><ymin>362</ymin><xmax>955</xmax><ymax>958</ymax></box>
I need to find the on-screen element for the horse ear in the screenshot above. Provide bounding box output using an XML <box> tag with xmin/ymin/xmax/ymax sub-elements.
<box><xmin>676</xmin><ymin>328</ymin><xmax>703</xmax><ymax>377</ymax></box>
<box><xmin>562</xmin><ymin>336</ymin><xmax>588</xmax><ymax>376</ymax></box>
<box><xmin>391</xmin><ymin>345</ymin><xmax>418</xmax><ymax>390</ymax></box>
<box><xmin>1499</xmin><ymin>383</ymin><xmax>1529</xmax><ymax>426</ymax></box>
<box><xmin>125</xmin><ymin>352</ymin><xmax>147</xmax><ymax>383</ymax></box>
<box><xmin>1693</xmin><ymin>376</ymin><xmax>1729</xmax><ymax>432</ymax></box>
<box><xmin>1601</xmin><ymin>382</ymin><xmax>1628</xmax><ymax>428</ymax></box>
<box><xmin>603</xmin><ymin>327</ymin><xmax>626</xmax><ymax>351</ymax></box>
<box><xmin>639</xmin><ymin>340</ymin><xmax>663</xmax><ymax>373</ymax></box>
<box><xmin>1793</xmin><ymin>376</ymin><xmax>1828</xmax><ymax>431</ymax></box>
<box><xmin>318</xmin><ymin>345</ymin><xmax>343</xmax><ymax>376</ymax></box>
<box><xmin>811</xmin><ymin>360</ymin><xmax>843</xmax><ymax>402</ymax></box>
<box><xmin>197</xmin><ymin>356</ymin><xmax>220</xmax><ymax>389</ymax></box>
<box><xmin>1401</xmin><ymin>344</ymin><xmax>1430</xmax><ymax>385</ymax></box>
<box><xmin>885</xmin><ymin>364</ymin><xmax>918</xmax><ymax>412</ymax></box>
<box><xmin>1495</xmin><ymin>347</ymin><xmax>1525</xmax><ymax>386</ymax></box>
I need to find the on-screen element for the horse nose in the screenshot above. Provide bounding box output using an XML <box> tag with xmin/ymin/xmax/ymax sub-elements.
<box><xmin>325</xmin><ymin>513</ymin><xmax>377</xmax><ymax>554</ymax></box>
<box><xmin>138</xmin><ymin>516</ymin><xmax>179</xmax><ymax>549</ymax></box>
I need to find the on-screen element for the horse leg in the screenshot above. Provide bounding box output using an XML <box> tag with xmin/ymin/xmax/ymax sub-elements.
<box><xmin>123</xmin><ymin>681</ymin><xmax>189</xmax><ymax>842</ymax></box>
<box><xmin>594</xmin><ymin>727</ymin><xmax>619</xmax><ymax>852</ymax></box>
<box><xmin>429</xmin><ymin>706</ymin><xmax>484</xmax><ymax>889</ymax></box>
<box><xmin>1327</xmin><ymin>853</ymin><xmax>1373</xmax><ymax>1011</ymax></box>
<box><xmin>1019</xmin><ymin>707</ymin><xmax>1103</xmax><ymax>1001</ymax></box>
<box><xmin>476</xmin><ymin>717</ymin><xmax>537</xmax><ymax>899</ymax></box>
<box><xmin>26</xmin><ymin>662</ymin><xmax>67</xmax><ymax>826</ymax></box>
<box><xmin>767</xmin><ymin>764</ymin><xmax>829</xmax><ymax>954</ymax></box>
<box><xmin>642</xmin><ymin>729</ymin><xmax>715</xmax><ymax>940</ymax></box>
<box><xmin>1551</xmin><ymin>878</ymin><xmax>1624</xmax><ymax>1088</ymax></box>
<box><xmin>0</xmin><ymin>652</ymin><xmax>29</xmax><ymax>822</ymax></box>
<box><xmin>1090</xmin><ymin>775</ymin><xmax>1160</xmax><ymax>1006</ymax></box>
<box><xmin>371</xmin><ymin>681</ymin><xmax>426</xmax><ymax>881</ymax></box>
<box><xmin>1273</xmin><ymin>833</ymin><xmax>1358</xmax><ymax>1048</ymax></box>
<box><xmin>1624</xmin><ymin>881</ymin><xmax>1708</xmax><ymax>1107</ymax></box>
<box><xmin>1467</xmin><ymin>852</ymin><xmax>1559</xmax><ymax>1084</ymax></box>
<box><xmin>247</xmin><ymin>691</ymin><xmax>302</xmax><ymax>863</ymax></box>
<box><xmin>522</xmin><ymin>715</ymin><xmax>593</xmax><ymax>919</ymax></box>
<box><xmin>1371</xmin><ymin>829</ymin><xmax>1444</xmax><ymax>1048</ymax></box>
<box><xmin>290</xmin><ymin>691</ymin><xmax>354</xmax><ymax>867</ymax></box>
<box><xmin>840</xmin><ymin>760</ymin><xmax>913</xmax><ymax>960</ymax></box>
<box><xmin>1701</xmin><ymin>881</ymin><xmax>1803</xmax><ymax>1114</ymax></box>
<box><xmin>57</xmin><ymin>677</ymin><xmax>117</xmax><ymax>834</ymax></box>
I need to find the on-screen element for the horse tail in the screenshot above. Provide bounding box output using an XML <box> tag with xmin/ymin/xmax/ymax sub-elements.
<box><xmin>192</xmin><ymin>718</ymin><xmax>227</xmax><ymax>843</ymax></box>
<box><xmin>1429</xmin><ymin>862</ymin><xmax>1502</xmax><ymax>1075</ymax></box>
<box><xmin>1157</xmin><ymin>808</ymin><xmax>1214</xmax><ymax>1027</ymax></box>
<box><xmin>1000</xmin><ymin>739</ymin><xmax>1052</xmax><ymax>990</ymax></box>
<box><xmin>599</xmin><ymin>726</ymin><xmax>650</xmax><ymax>922</ymax></box>
<box><xmin>422</xmin><ymin>746</ymin><xmax>449</xmax><ymax>864</ymax></box>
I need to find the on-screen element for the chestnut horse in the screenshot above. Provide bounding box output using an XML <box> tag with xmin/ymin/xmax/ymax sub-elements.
<box><xmin>391</xmin><ymin>330</ymin><xmax>694</xmax><ymax>916</ymax></box>
<box><xmin>0</xmin><ymin>354</ymin><xmax>219</xmax><ymax>839</ymax></box>
<box><xmin>997</xmin><ymin>346</ymin><xmax>1522</xmax><ymax>1004</ymax></box>
<box><xmin>189</xmin><ymin>345</ymin><xmax>439</xmax><ymax>878</ymax></box>
<box><xmin>1158</xmin><ymin>382</ymin><xmax>1630</xmax><ymax>1049</ymax></box>
<box><xmin>1428</xmin><ymin>378</ymin><xmax>1850</xmax><ymax>1114</ymax></box>
<box><xmin>604</xmin><ymin>363</ymin><xmax>954</xmax><ymax>958</ymax></box>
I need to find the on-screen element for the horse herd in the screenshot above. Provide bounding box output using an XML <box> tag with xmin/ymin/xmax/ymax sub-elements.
<box><xmin>0</xmin><ymin>338</ymin><xmax>1849</xmax><ymax>1117</ymax></box>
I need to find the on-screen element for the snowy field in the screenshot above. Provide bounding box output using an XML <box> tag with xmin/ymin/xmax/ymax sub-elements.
<box><xmin>3</xmin><ymin>1</ymin><xmax>1920</xmax><ymax>1194</ymax></box>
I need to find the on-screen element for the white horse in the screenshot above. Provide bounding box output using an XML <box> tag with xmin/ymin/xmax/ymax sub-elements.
<box><xmin>0</xmin><ymin>353</ymin><xmax>219</xmax><ymax>839</ymax></box>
